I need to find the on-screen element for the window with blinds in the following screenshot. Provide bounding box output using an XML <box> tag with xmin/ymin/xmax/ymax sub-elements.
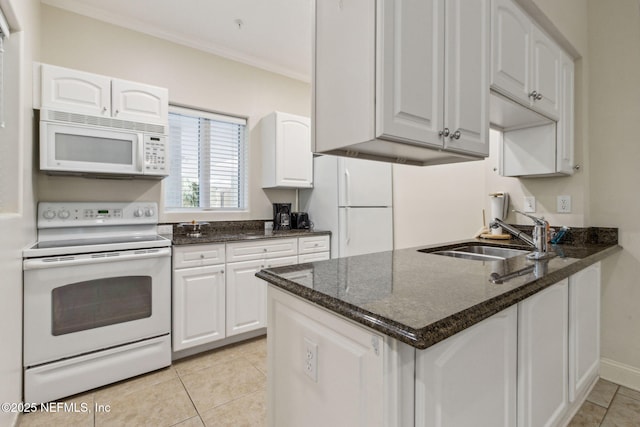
<box><xmin>164</xmin><ymin>106</ymin><xmax>247</xmax><ymax>210</ymax></box>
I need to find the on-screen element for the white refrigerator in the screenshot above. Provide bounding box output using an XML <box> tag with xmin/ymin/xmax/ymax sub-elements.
<box><xmin>300</xmin><ymin>155</ymin><xmax>393</xmax><ymax>258</ymax></box>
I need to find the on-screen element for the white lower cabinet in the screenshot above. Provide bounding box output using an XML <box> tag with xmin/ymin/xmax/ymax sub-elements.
<box><xmin>173</xmin><ymin>235</ymin><xmax>330</xmax><ymax>353</ymax></box>
<box><xmin>569</xmin><ymin>262</ymin><xmax>601</xmax><ymax>402</ymax></box>
<box><xmin>268</xmin><ymin>286</ymin><xmax>385</xmax><ymax>427</ymax></box>
<box><xmin>226</xmin><ymin>255</ymin><xmax>298</xmax><ymax>337</ymax></box>
<box><xmin>415</xmin><ymin>306</ymin><xmax>517</xmax><ymax>427</ymax></box>
<box><xmin>265</xmin><ymin>265</ymin><xmax>601</xmax><ymax>427</ymax></box>
<box><xmin>518</xmin><ymin>280</ymin><xmax>569</xmax><ymax>427</ymax></box>
<box><xmin>172</xmin><ymin>265</ymin><xmax>226</xmax><ymax>351</ymax></box>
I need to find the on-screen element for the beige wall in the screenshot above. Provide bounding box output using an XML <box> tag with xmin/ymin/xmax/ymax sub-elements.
<box><xmin>38</xmin><ymin>5</ymin><xmax>312</xmax><ymax>223</ymax></box>
<box><xmin>0</xmin><ymin>0</ymin><xmax>39</xmax><ymax>425</ymax></box>
<box><xmin>588</xmin><ymin>0</ymin><xmax>640</xmax><ymax>389</ymax></box>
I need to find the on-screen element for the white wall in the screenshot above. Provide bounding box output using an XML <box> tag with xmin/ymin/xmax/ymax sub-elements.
<box><xmin>587</xmin><ymin>0</ymin><xmax>640</xmax><ymax>390</ymax></box>
<box><xmin>0</xmin><ymin>1</ymin><xmax>39</xmax><ymax>426</ymax></box>
<box><xmin>38</xmin><ymin>5</ymin><xmax>312</xmax><ymax>223</ymax></box>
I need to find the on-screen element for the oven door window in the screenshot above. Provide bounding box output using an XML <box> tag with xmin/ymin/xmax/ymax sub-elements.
<box><xmin>51</xmin><ymin>276</ymin><xmax>152</xmax><ymax>336</ymax></box>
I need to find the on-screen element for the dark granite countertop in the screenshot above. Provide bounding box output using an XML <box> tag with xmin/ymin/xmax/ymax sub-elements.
<box><xmin>172</xmin><ymin>229</ymin><xmax>330</xmax><ymax>245</ymax></box>
<box><xmin>256</xmin><ymin>236</ymin><xmax>621</xmax><ymax>350</ymax></box>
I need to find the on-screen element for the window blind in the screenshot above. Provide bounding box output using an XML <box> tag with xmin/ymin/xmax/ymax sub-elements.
<box><xmin>165</xmin><ymin>106</ymin><xmax>247</xmax><ymax>210</ymax></box>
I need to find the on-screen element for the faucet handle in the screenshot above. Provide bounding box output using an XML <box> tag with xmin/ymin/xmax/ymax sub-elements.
<box><xmin>513</xmin><ymin>209</ymin><xmax>548</xmax><ymax>226</ymax></box>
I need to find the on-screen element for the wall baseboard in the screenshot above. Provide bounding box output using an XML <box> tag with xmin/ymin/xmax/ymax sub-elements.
<box><xmin>600</xmin><ymin>357</ymin><xmax>640</xmax><ymax>391</ymax></box>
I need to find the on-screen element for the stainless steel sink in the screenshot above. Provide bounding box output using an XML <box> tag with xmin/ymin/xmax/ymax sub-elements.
<box><xmin>425</xmin><ymin>245</ymin><xmax>530</xmax><ymax>261</ymax></box>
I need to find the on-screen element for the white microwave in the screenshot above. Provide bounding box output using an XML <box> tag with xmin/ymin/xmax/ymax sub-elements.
<box><xmin>40</xmin><ymin>113</ymin><xmax>168</xmax><ymax>178</ymax></box>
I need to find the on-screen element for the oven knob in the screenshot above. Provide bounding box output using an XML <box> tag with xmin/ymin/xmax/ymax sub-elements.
<box><xmin>145</xmin><ymin>208</ymin><xmax>154</xmax><ymax>217</ymax></box>
<box><xmin>134</xmin><ymin>208</ymin><xmax>144</xmax><ymax>217</ymax></box>
<box><xmin>58</xmin><ymin>209</ymin><xmax>71</xmax><ymax>219</ymax></box>
<box><xmin>43</xmin><ymin>210</ymin><xmax>56</xmax><ymax>220</ymax></box>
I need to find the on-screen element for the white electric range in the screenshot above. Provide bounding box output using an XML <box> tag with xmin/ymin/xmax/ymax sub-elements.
<box><xmin>22</xmin><ymin>202</ymin><xmax>172</xmax><ymax>403</ymax></box>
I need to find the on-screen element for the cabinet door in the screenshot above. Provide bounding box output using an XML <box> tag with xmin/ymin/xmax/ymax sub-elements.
<box><xmin>557</xmin><ymin>53</ymin><xmax>575</xmax><ymax>175</ymax></box>
<box><xmin>569</xmin><ymin>263</ymin><xmax>601</xmax><ymax>402</ymax></box>
<box><xmin>531</xmin><ymin>27</ymin><xmax>561</xmax><ymax>119</ymax></box>
<box><xmin>491</xmin><ymin>0</ymin><xmax>532</xmax><ymax>105</ymax></box>
<box><xmin>337</xmin><ymin>157</ymin><xmax>392</xmax><ymax>207</ymax></box>
<box><xmin>268</xmin><ymin>286</ymin><xmax>384</xmax><ymax>427</ymax></box>
<box><xmin>415</xmin><ymin>306</ymin><xmax>517</xmax><ymax>427</ymax></box>
<box><xmin>172</xmin><ymin>265</ymin><xmax>226</xmax><ymax>351</ymax></box>
<box><xmin>111</xmin><ymin>79</ymin><xmax>168</xmax><ymax>125</ymax></box>
<box><xmin>276</xmin><ymin>113</ymin><xmax>313</xmax><ymax>188</ymax></box>
<box><xmin>41</xmin><ymin>64</ymin><xmax>111</xmax><ymax>117</ymax></box>
<box><xmin>226</xmin><ymin>259</ymin><xmax>268</xmax><ymax>337</ymax></box>
<box><xmin>377</xmin><ymin>0</ymin><xmax>444</xmax><ymax>147</ymax></box>
<box><xmin>518</xmin><ymin>280</ymin><xmax>569</xmax><ymax>427</ymax></box>
<box><xmin>443</xmin><ymin>0</ymin><xmax>490</xmax><ymax>156</ymax></box>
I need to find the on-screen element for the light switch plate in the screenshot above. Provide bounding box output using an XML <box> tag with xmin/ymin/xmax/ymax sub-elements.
<box><xmin>523</xmin><ymin>197</ymin><xmax>536</xmax><ymax>213</ymax></box>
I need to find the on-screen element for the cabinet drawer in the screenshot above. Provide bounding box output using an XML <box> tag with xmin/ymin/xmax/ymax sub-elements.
<box><xmin>264</xmin><ymin>255</ymin><xmax>299</xmax><ymax>269</ymax></box>
<box><xmin>226</xmin><ymin>238</ymin><xmax>298</xmax><ymax>262</ymax></box>
<box><xmin>173</xmin><ymin>244</ymin><xmax>226</xmax><ymax>269</ymax></box>
<box><xmin>298</xmin><ymin>252</ymin><xmax>330</xmax><ymax>263</ymax></box>
<box><xmin>298</xmin><ymin>235</ymin><xmax>330</xmax><ymax>254</ymax></box>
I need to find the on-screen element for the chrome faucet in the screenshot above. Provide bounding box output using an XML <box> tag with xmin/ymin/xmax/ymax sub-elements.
<box><xmin>490</xmin><ymin>210</ymin><xmax>555</xmax><ymax>260</ymax></box>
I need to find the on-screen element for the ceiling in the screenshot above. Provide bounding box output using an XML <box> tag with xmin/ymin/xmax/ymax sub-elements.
<box><xmin>41</xmin><ymin>0</ymin><xmax>313</xmax><ymax>82</ymax></box>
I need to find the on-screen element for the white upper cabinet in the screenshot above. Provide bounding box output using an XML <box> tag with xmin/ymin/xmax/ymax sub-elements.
<box><xmin>443</xmin><ymin>0</ymin><xmax>491</xmax><ymax>156</ymax></box>
<box><xmin>261</xmin><ymin>112</ymin><xmax>313</xmax><ymax>189</ymax></box>
<box><xmin>491</xmin><ymin>0</ymin><xmax>561</xmax><ymax>120</ymax></box>
<box><xmin>531</xmin><ymin>27</ymin><xmax>561</xmax><ymax>119</ymax></box>
<box><xmin>314</xmin><ymin>0</ymin><xmax>489</xmax><ymax>165</ymax></box>
<box><xmin>557</xmin><ymin>52</ymin><xmax>575</xmax><ymax>175</ymax></box>
<box><xmin>111</xmin><ymin>79</ymin><xmax>169</xmax><ymax>125</ymax></box>
<box><xmin>41</xmin><ymin>65</ymin><xmax>111</xmax><ymax>117</ymax></box>
<box><xmin>378</xmin><ymin>0</ymin><xmax>490</xmax><ymax>157</ymax></box>
<box><xmin>39</xmin><ymin>64</ymin><xmax>168</xmax><ymax>126</ymax></box>
<box><xmin>377</xmin><ymin>0</ymin><xmax>444</xmax><ymax>149</ymax></box>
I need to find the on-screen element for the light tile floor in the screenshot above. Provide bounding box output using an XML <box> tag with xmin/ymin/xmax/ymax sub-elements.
<box><xmin>18</xmin><ymin>337</ymin><xmax>640</xmax><ymax>427</ymax></box>
<box><xmin>18</xmin><ymin>336</ymin><xmax>267</xmax><ymax>427</ymax></box>
<box><xmin>569</xmin><ymin>378</ymin><xmax>640</xmax><ymax>426</ymax></box>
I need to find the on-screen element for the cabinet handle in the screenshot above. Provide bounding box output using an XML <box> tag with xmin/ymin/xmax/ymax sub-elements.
<box><xmin>220</xmin><ymin>269</ymin><xmax>224</xmax><ymax>274</ymax></box>
<box><xmin>263</xmin><ymin>248</ymin><xmax>267</xmax><ymax>252</ymax></box>
<box><xmin>529</xmin><ymin>91</ymin><xmax>543</xmax><ymax>100</ymax></box>
<box><xmin>115</xmin><ymin>109</ymin><xmax>119</xmax><ymax>116</ymax></box>
<box><xmin>200</xmin><ymin>254</ymin><xmax>205</xmax><ymax>259</ymax></box>
<box><xmin>102</xmin><ymin>107</ymin><xmax>108</xmax><ymax>113</ymax></box>
<box><xmin>439</xmin><ymin>128</ymin><xmax>450</xmax><ymax>137</ymax></box>
<box><xmin>450</xmin><ymin>130</ymin><xmax>461</xmax><ymax>140</ymax></box>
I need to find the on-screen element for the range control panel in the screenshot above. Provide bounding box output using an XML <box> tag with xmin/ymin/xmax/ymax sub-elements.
<box><xmin>38</xmin><ymin>202</ymin><xmax>159</xmax><ymax>228</ymax></box>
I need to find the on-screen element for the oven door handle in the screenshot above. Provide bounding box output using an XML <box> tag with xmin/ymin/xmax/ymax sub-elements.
<box><xmin>23</xmin><ymin>247</ymin><xmax>172</xmax><ymax>270</ymax></box>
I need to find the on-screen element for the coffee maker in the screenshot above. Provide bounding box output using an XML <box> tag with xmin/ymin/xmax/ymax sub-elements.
<box><xmin>273</xmin><ymin>203</ymin><xmax>292</xmax><ymax>230</ymax></box>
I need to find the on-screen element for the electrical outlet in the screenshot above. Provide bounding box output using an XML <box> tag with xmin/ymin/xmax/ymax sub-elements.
<box><xmin>303</xmin><ymin>337</ymin><xmax>318</xmax><ymax>382</ymax></box>
<box><xmin>557</xmin><ymin>195</ymin><xmax>572</xmax><ymax>213</ymax></box>
<box><xmin>523</xmin><ymin>197</ymin><xmax>536</xmax><ymax>213</ymax></box>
